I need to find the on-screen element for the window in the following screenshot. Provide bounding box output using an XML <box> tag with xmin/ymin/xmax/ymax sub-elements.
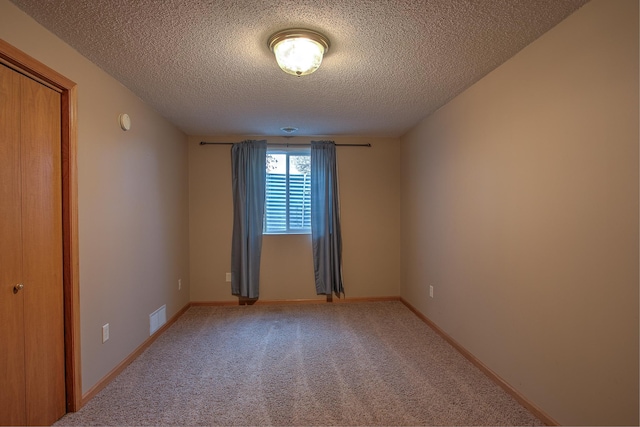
<box><xmin>264</xmin><ymin>148</ymin><xmax>311</xmax><ymax>234</ymax></box>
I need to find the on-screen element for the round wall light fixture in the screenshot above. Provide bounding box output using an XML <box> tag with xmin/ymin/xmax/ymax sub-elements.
<box><xmin>268</xmin><ymin>29</ymin><xmax>330</xmax><ymax>76</ymax></box>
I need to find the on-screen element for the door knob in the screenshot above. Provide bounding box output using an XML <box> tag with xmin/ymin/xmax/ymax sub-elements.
<box><xmin>13</xmin><ymin>283</ymin><xmax>24</xmax><ymax>294</ymax></box>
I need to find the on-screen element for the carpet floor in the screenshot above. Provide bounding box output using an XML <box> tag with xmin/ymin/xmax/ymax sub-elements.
<box><xmin>55</xmin><ymin>301</ymin><xmax>543</xmax><ymax>426</ymax></box>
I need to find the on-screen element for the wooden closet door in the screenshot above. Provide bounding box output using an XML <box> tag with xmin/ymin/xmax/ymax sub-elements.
<box><xmin>0</xmin><ymin>63</ymin><xmax>65</xmax><ymax>426</ymax></box>
<box><xmin>20</xmin><ymin>69</ymin><xmax>65</xmax><ymax>425</ymax></box>
<box><xmin>0</xmin><ymin>62</ymin><xmax>27</xmax><ymax>427</ymax></box>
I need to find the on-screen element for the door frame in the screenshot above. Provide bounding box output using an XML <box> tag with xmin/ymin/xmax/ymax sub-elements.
<box><xmin>0</xmin><ymin>39</ymin><xmax>81</xmax><ymax>412</ymax></box>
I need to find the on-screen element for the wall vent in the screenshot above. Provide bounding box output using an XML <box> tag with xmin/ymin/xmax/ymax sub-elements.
<box><xmin>149</xmin><ymin>304</ymin><xmax>167</xmax><ymax>336</ymax></box>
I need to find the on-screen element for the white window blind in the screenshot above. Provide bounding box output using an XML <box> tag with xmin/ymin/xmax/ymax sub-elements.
<box><xmin>264</xmin><ymin>150</ymin><xmax>311</xmax><ymax>234</ymax></box>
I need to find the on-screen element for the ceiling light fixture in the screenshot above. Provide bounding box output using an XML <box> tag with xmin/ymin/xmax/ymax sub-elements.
<box><xmin>268</xmin><ymin>29</ymin><xmax>330</xmax><ymax>76</ymax></box>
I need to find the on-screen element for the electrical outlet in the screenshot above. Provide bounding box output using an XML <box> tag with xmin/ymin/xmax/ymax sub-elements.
<box><xmin>102</xmin><ymin>323</ymin><xmax>109</xmax><ymax>343</ymax></box>
<box><xmin>178</xmin><ymin>279</ymin><xmax>182</xmax><ymax>290</ymax></box>
<box><xmin>429</xmin><ymin>285</ymin><xmax>434</xmax><ymax>298</ymax></box>
<box><xmin>225</xmin><ymin>273</ymin><xmax>231</xmax><ymax>282</ymax></box>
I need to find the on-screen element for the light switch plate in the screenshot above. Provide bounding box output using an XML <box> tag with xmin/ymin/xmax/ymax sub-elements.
<box><xmin>102</xmin><ymin>323</ymin><xmax>109</xmax><ymax>343</ymax></box>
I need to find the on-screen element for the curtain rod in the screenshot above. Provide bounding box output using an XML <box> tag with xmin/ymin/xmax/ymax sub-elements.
<box><xmin>199</xmin><ymin>141</ymin><xmax>371</xmax><ymax>147</ymax></box>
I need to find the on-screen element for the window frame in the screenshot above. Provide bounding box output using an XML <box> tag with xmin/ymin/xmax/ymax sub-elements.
<box><xmin>264</xmin><ymin>146</ymin><xmax>311</xmax><ymax>235</ymax></box>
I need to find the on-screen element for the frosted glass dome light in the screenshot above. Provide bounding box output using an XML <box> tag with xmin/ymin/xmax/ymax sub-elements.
<box><xmin>268</xmin><ymin>29</ymin><xmax>330</xmax><ymax>76</ymax></box>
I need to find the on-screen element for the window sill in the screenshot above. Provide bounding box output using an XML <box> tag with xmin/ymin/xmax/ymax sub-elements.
<box><xmin>263</xmin><ymin>231</ymin><xmax>311</xmax><ymax>236</ymax></box>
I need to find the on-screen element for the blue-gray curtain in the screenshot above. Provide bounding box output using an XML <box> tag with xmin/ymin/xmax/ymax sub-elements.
<box><xmin>231</xmin><ymin>140</ymin><xmax>267</xmax><ymax>299</ymax></box>
<box><xmin>310</xmin><ymin>141</ymin><xmax>344</xmax><ymax>297</ymax></box>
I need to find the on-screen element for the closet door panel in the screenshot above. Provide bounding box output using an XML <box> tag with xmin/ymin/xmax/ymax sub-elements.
<box><xmin>20</xmin><ymin>73</ymin><xmax>65</xmax><ymax>426</ymax></box>
<box><xmin>0</xmin><ymin>64</ymin><xmax>27</xmax><ymax>427</ymax></box>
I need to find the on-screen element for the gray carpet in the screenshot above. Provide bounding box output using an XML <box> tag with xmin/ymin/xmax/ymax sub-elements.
<box><xmin>56</xmin><ymin>301</ymin><xmax>543</xmax><ymax>426</ymax></box>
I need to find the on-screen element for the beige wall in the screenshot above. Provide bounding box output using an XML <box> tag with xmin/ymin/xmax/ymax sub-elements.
<box><xmin>400</xmin><ymin>0</ymin><xmax>639</xmax><ymax>425</ymax></box>
<box><xmin>0</xmin><ymin>1</ymin><xmax>191</xmax><ymax>394</ymax></box>
<box><xmin>189</xmin><ymin>136</ymin><xmax>401</xmax><ymax>301</ymax></box>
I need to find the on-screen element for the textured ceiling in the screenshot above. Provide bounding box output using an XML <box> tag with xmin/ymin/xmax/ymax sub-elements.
<box><xmin>10</xmin><ymin>0</ymin><xmax>589</xmax><ymax>137</ymax></box>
